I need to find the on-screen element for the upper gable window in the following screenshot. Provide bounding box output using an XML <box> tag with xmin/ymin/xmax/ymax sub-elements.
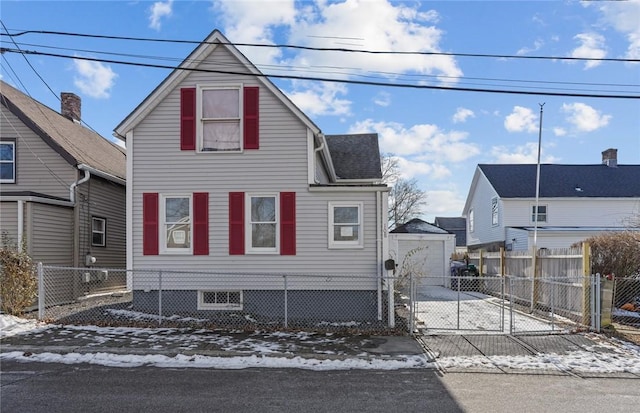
<box><xmin>491</xmin><ymin>197</ymin><xmax>499</xmax><ymax>226</ymax></box>
<box><xmin>0</xmin><ymin>141</ymin><xmax>16</xmax><ymax>183</ymax></box>
<box><xmin>198</xmin><ymin>86</ymin><xmax>241</xmax><ymax>152</ymax></box>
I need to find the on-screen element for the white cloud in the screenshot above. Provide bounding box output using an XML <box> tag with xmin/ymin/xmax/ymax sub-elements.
<box><xmin>569</xmin><ymin>32</ymin><xmax>607</xmax><ymax>69</ymax></box>
<box><xmin>452</xmin><ymin>107</ymin><xmax>475</xmax><ymax>123</ymax></box>
<box><xmin>423</xmin><ymin>189</ymin><xmax>465</xmax><ymax>217</ymax></box>
<box><xmin>595</xmin><ymin>0</ymin><xmax>640</xmax><ymax>60</ymax></box>
<box><xmin>373</xmin><ymin>92</ymin><xmax>391</xmax><ymax>107</ymax></box>
<box><xmin>553</xmin><ymin>127</ymin><xmax>567</xmax><ymax>137</ymax></box>
<box><xmin>394</xmin><ymin>156</ymin><xmax>450</xmax><ymax>180</ymax></box>
<box><xmin>504</xmin><ymin>106</ymin><xmax>538</xmax><ymax>133</ymax></box>
<box><xmin>491</xmin><ymin>142</ymin><xmax>559</xmax><ymax>164</ymax></box>
<box><xmin>561</xmin><ymin>102</ymin><xmax>611</xmax><ymax>132</ymax></box>
<box><xmin>517</xmin><ymin>38</ymin><xmax>544</xmax><ymax>55</ymax></box>
<box><xmin>148</xmin><ymin>0</ymin><xmax>173</xmax><ymax>31</ymax></box>
<box><xmin>286</xmin><ymin>81</ymin><xmax>351</xmax><ymax>116</ymax></box>
<box><xmin>348</xmin><ymin>119</ymin><xmax>479</xmax><ymax>162</ymax></box>
<box><xmin>73</xmin><ymin>58</ymin><xmax>117</xmax><ymax>99</ymax></box>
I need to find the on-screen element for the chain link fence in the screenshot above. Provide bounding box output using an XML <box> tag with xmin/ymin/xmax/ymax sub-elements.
<box><xmin>405</xmin><ymin>272</ymin><xmax>606</xmax><ymax>335</ymax></box>
<box><xmin>612</xmin><ymin>275</ymin><xmax>640</xmax><ymax>328</ymax></box>
<box><xmin>36</xmin><ymin>264</ymin><xmax>404</xmax><ymax>333</ymax></box>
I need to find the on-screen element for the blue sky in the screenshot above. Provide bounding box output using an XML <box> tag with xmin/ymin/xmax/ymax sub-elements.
<box><xmin>2</xmin><ymin>0</ymin><xmax>639</xmax><ymax>221</ymax></box>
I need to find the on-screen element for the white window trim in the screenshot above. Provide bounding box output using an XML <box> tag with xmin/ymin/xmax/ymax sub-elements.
<box><xmin>160</xmin><ymin>194</ymin><xmax>193</xmax><ymax>255</ymax></box>
<box><xmin>491</xmin><ymin>197</ymin><xmax>499</xmax><ymax>227</ymax></box>
<box><xmin>196</xmin><ymin>84</ymin><xmax>244</xmax><ymax>154</ymax></box>
<box><xmin>0</xmin><ymin>141</ymin><xmax>16</xmax><ymax>184</ymax></box>
<box><xmin>531</xmin><ymin>204</ymin><xmax>548</xmax><ymax>223</ymax></box>
<box><xmin>328</xmin><ymin>201</ymin><xmax>364</xmax><ymax>249</ymax></box>
<box><xmin>197</xmin><ymin>290</ymin><xmax>243</xmax><ymax>310</ymax></box>
<box><xmin>91</xmin><ymin>216</ymin><xmax>106</xmax><ymax>247</ymax></box>
<box><xmin>245</xmin><ymin>193</ymin><xmax>279</xmax><ymax>254</ymax></box>
<box><xmin>469</xmin><ymin>209</ymin><xmax>474</xmax><ymax>233</ymax></box>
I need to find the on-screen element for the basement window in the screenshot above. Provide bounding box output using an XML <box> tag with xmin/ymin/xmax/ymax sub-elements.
<box><xmin>198</xmin><ymin>290</ymin><xmax>243</xmax><ymax>310</ymax></box>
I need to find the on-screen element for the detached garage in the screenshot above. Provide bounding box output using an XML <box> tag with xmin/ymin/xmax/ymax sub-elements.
<box><xmin>389</xmin><ymin>218</ymin><xmax>455</xmax><ymax>287</ymax></box>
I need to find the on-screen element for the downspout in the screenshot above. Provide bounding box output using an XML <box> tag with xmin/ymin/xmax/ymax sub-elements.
<box><xmin>377</xmin><ymin>191</ymin><xmax>382</xmax><ymax>321</ymax></box>
<box><xmin>70</xmin><ymin>168</ymin><xmax>90</xmax><ymax>268</ymax></box>
<box><xmin>17</xmin><ymin>200</ymin><xmax>23</xmax><ymax>252</ymax></box>
<box><xmin>313</xmin><ymin>139</ymin><xmax>325</xmax><ymax>184</ymax></box>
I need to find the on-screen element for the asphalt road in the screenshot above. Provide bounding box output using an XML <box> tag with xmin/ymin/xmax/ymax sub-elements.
<box><xmin>2</xmin><ymin>360</ymin><xmax>639</xmax><ymax>413</ymax></box>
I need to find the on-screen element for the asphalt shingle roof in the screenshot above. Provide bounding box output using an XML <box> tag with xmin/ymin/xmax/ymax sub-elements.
<box><xmin>479</xmin><ymin>164</ymin><xmax>640</xmax><ymax>198</ymax></box>
<box><xmin>325</xmin><ymin>133</ymin><xmax>382</xmax><ymax>180</ymax></box>
<box><xmin>390</xmin><ymin>218</ymin><xmax>448</xmax><ymax>234</ymax></box>
<box><xmin>434</xmin><ymin>217</ymin><xmax>467</xmax><ymax>246</ymax></box>
<box><xmin>1</xmin><ymin>80</ymin><xmax>126</xmax><ymax>180</ymax></box>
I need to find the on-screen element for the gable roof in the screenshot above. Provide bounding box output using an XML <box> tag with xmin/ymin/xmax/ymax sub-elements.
<box><xmin>114</xmin><ymin>29</ymin><xmax>321</xmax><ymax>139</ymax></box>
<box><xmin>325</xmin><ymin>133</ymin><xmax>382</xmax><ymax>180</ymax></box>
<box><xmin>390</xmin><ymin>218</ymin><xmax>448</xmax><ymax>234</ymax></box>
<box><xmin>1</xmin><ymin>80</ymin><xmax>126</xmax><ymax>180</ymax></box>
<box><xmin>434</xmin><ymin>217</ymin><xmax>467</xmax><ymax>246</ymax></box>
<box><xmin>479</xmin><ymin>164</ymin><xmax>640</xmax><ymax>198</ymax></box>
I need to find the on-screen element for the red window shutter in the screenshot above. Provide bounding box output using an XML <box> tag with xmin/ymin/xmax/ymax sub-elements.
<box><xmin>142</xmin><ymin>193</ymin><xmax>159</xmax><ymax>255</ymax></box>
<box><xmin>243</xmin><ymin>86</ymin><xmax>259</xmax><ymax>150</ymax></box>
<box><xmin>280</xmin><ymin>192</ymin><xmax>296</xmax><ymax>255</ymax></box>
<box><xmin>229</xmin><ymin>192</ymin><xmax>245</xmax><ymax>255</ymax></box>
<box><xmin>193</xmin><ymin>192</ymin><xmax>209</xmax><ymax>255</ymax></box>
<box><xmin>180</xmin><ymin>88</ymin><xmax>196</xmax><ymax>150</ymax></box>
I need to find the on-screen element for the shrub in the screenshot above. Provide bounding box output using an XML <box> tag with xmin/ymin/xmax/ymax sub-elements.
<box><xmin>0</xmin><ymin>234</ymin><xmax>37</xmax><ymax>316</ymax></box>
<box><xmin>580</xmin><ymin>232</ymin><xmax>640</xmax><ymax>278</ymax></box>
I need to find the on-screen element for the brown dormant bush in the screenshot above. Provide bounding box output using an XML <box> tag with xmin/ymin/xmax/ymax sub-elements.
<box><xmin>0</xmin><ymin>235</ymin><xmax>37</xmax><ymax>316</ymax></box>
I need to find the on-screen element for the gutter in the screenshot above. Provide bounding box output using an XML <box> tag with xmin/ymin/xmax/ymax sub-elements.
<box><xmin>78</xmin><ymin>163</ymin><xmax>126</xmax><ymax>186</ymax></box>
<box><xmin>69</xmin><ymin>169</ymin><xmax>90</xmax><ymax>203</ymax></box>
<box><xmin>313</xmin><ymin>140</ymin><xmax>325</xmax><ymax>184</ymax></box>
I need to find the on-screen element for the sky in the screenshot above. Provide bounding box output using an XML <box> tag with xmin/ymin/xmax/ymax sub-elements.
<box><xmin>1</xmin><ymin>0</ymin><xmax>639</xmax><ymax>221</ymax></box>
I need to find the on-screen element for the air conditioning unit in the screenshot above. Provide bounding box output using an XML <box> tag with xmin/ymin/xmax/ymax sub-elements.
<box><xmin>83</xmin><ymin>272</ymin><xmax>91</xmax><ymax>283</ymax></box>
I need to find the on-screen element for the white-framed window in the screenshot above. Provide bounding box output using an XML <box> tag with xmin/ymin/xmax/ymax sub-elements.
<box><xmin>531</xmin><ymin>205</ymin><xmax>547</xmax><ymax>223</ymax></box>
<box><xmin>198</xmin><ymin>290</ymin><xmax>243</xmax><ymax>310</ymax></box>
<box><xmin>469</xmin><ymin>209</ymin><xmax>474</xmax><ymax>233</ymax></box>
<box><xmin>491</xmin><ymin>197</ymin><xmax>499</xmax><ymax>226</ymax></box>
<box><xmin>91</xmin><ymin>217</ymin><xmax>106</xmax><ymax>247</ymax></box>
<box><xmin>161</xmin><ymin>194</ymin><xmax>192</xmax><ymax>253</ymax></box>
<box><xmin>329</xmin><ymin>202</ymin><xmax>363</xmax><ymax>249</ymax></box>
<box><xmin>197</xmin><ymin>85</ymin><xmax>242</xmax><ymax>152</ymax></box>
<box><xmin>0</xmin><ymin>141</ymin><xmax>16</xmax><ymax>183</ymax></box>
<box><xmin>246</xmin><ymin>193</ymin><xmax>278</xmax><ymax>253</ymax></box>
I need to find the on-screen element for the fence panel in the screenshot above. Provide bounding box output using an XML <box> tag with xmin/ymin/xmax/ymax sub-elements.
<box><xmin>612</xmin><ymin>276</ymin><xmax>640</xmax><ymax>328</ymax></box>
<box><xmin>37</xmin><ymin>265</ymin><xmax>401</xmax><ymax>333</ymax></box>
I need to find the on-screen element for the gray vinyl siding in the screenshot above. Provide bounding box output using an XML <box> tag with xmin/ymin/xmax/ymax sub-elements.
<box><xmin>27</xmin><ymin>202</ymin><xmax>73</xmax><ymax>266</ymax></box>
<box><xmin>131</xmin><ymin>45</ymin><xmax>381</xmax><ymax>291</ymax></box>
<box><xmin>0</xmin><ymin>201</ymin><xmax>19</xmax><ymax>247</ymax></box>
<box><xmin>76</xmin><ymin>176</ymin><xmax>126</xmax><ymax>268</ymax></box>
<box><xmin>0</xmin><ymin>105</ymin><xmax>76</xmax><ymax>199</ymax></box>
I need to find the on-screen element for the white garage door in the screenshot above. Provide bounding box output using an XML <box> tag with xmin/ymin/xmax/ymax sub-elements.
<box><xmin>397</xmin><ymin>240</ymin><xmax>446</xmax><ymax>286</ymax></box>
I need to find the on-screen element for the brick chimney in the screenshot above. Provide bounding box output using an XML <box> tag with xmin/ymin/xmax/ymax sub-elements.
<box><xmin>61</xmin><ymin>92</ymin><xmax>81</xmax><ymax>123</ymax></box>
<box><xmin>602</xmin><ymin>148</ymin><xmax>618</xmax><ymax>168</ymax></box>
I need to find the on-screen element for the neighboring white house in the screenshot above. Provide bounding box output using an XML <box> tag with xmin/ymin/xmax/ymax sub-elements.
<box><xmin>462</xmin><ymin>149</ymin><xmax>640</xmax><ymax>252</ymax></box>
<box><xmin>114</xmin><ymin>30</ymin><xmax>389</xmax><ymax>323</ymax></box>
<box><xmin>389</xmin><ymin>218</ymin><xmax>456</xmax><ymax>287</ymax></box>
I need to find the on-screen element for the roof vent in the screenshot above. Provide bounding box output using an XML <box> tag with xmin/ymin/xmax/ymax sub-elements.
<box><xmin>61</xmin><ymin>92</ymin><xmax>81</xmax><ymax>123</ymax></box>
<box><xmin>602</xmin><ymin>148</ymin><xmax>617</xmax><ymax>168</ymax></box>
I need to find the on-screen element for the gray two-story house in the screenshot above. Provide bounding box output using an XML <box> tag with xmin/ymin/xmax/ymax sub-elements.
<box><xmin>1</xmin><ymin>80</ymin><xmax>126</xmax><ymax>271</ymax></box>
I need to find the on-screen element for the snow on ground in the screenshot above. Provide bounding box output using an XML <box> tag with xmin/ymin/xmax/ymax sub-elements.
<box><xmin>414</xmin><ymin>287</ymin><xmax>570</xmax><ymax>333</ymax></box>
<box><xmin>2</xmin><ymin>314</ymin><xmax>640</xmax><ymax>373</ymax></box>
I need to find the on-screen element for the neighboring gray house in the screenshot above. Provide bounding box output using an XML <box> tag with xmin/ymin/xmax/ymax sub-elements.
<box><xmin>0</xmin><ymin>80</ymin><xmax>126</xmax><ymax>270</ymax></box>
<box><xmin>462</xmin><ymin>149</ymin><xmax>640</xmax><ymax>252</ymax></box>
<box><xmin>434</xmin><ymin>216</ymin><xmax>467</xmax><ymax>252</ymax></box>
<box><xmin>114</xmin><ymin>30</ymin><xmax>389</xmax><ymax>322</ymax></box>
<box><xmin>389</xmin><ymin>218</ymin><xmax>455</xmax><ymax>287</ymax></box>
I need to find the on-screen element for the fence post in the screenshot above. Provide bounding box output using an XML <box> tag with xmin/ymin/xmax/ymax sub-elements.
<box><xmin>158</xmin><ymin>270</ymin><xmax>163</xmax><ymax>326</ymax></box>
<box><xmin>283</xmin><ymin>275</ymin><xmax>288</xmax><ymax>328</ymax></box>
<box><xmin>581</xmin><ymin>242</ymin><xmax>591</xmax><ymax>326</ymax></box>
<box><xmin>509</xmin><ymin>276</ymin><xmax>515</xmax><ymax>334</ymax></box>
<box><xmin>530</xmin><ymin>246</ymin><xmax>538</xmax><ymax>313</ymax></box>
<box><xmin>37</xmin><ymin>262</ymin><xmax>44</xmax><ymax>319</ymax></box>
<box><xmin>409</xmin><ymin>272</ymin><xmax>414</xmax><ymax>333</ymax></box>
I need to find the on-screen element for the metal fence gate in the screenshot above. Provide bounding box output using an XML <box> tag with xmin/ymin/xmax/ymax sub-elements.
<box><xmin>407</xmin><ymin>273</ymin><xmax>609</xmax><ymax>335</ymax></box>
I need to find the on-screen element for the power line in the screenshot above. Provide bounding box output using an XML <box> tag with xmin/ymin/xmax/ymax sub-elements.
<box><xmin>11</xmin><ymin>40</ymin><xmax>640</xmax><ymax>91</ymax></box>
<box><xmin>3</xmin><ymin>28</ymin><xmax>639</xmax><ymax>63</ymax></box>
<box><xmin>2</xmin><ymin>46</ymin><xmax>638</xmax><ymax>99</ymax></box>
